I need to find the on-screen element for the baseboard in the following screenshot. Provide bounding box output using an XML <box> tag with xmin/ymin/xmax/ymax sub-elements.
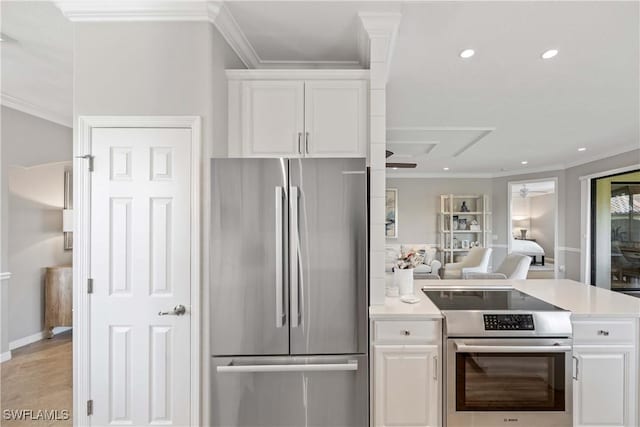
<box><xmin>0</xmin><ymin>350</ymin><xmax>12</xmax><ymax>363</ymax></box>
<box><xmin>9</xmin><ymin>327</ymin><xmax>72</xmax><ymax>351</ymax></box>
<box><xmin>9</xmin><ymin>331</ymin><xmax>44</xmax><ymax>350</ymax></box>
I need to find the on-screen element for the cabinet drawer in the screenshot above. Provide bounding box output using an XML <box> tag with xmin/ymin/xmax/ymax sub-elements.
<box><xmin>374</xmin><ymin>320</ymin><xmax>440</xmax><ymax>344</ymax></box>
<box><xmin>573</xmin><ymin>319</ymin><xmax>636</xmax><ymax>345</ymax></box>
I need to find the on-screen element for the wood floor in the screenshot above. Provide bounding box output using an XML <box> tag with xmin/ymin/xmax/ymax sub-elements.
<box><xmin>0</xmin><ymin>331</ymin><xmax>72</xmax><ymax>426</ymax></box>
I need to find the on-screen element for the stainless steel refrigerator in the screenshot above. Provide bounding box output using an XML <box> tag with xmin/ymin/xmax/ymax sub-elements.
<box><xmin>210</xmin><ymin>158</ymin><xmax>368</xmax><ymax>427</ymax></box>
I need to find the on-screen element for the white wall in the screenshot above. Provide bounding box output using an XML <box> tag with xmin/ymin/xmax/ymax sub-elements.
<box><xmin>8</xmin><ymin>162</ymin><xmax>72</xmax><ymax>341</ymax></box>
<box><xmin>1</xmin><ymin>106</ymin><xmax>73</xmax><ymax>348</ymax></box>
<box><xmin>564</xmin><ymin>149</ymin><xmax>640</xmax><ymax>281</ymax></box>
<box><xmin>529</xmin><ymin>193</ymin><xmax>555</xmax><ymax>260</ymax></box>
<box><xmin>74</xmin><ymin>22</ymin><xmax>244</xmax><ymax>155</ymax></box>
<box><xmin>386</xmin><ymin>177</ymin><xmax>494</xmax><ymax>265</ymax></box>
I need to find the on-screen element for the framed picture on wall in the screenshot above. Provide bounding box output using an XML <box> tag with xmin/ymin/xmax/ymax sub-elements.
<box><xmin>385</xmin><ymin>189</ymin><xmax>398</xmax><ymax>238</ymax></box>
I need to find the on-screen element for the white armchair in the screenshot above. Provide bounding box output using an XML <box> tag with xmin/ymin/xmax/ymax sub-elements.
<box><xmin>385</xmin><ymin>244</ymin><xmax>442</xmax><ymax>277</ymax></box>
<box><xmin>465</xmin><ymin>254</ymin><xmax>531</xmax><ymax>280</ymax></box>
<box><xmin>443</xmin><ymin>247</ymin><xmax>493</xmax><ymax>279</ymax></box>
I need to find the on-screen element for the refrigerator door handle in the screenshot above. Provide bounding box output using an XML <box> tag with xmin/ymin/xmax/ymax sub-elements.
<box><xmin>275</xmin><ymin>186</ymin><xmax>286</xmax><ymax>328</ymax></box>
<box><xmin>290</xmin><ymin>186</ymin><xmax>300</xmax><ymax>328</ymax></box>
<box><xmin>216</xmin><ymin>360</ymin><xmax>358</xmax><ymax>373</ymax></box>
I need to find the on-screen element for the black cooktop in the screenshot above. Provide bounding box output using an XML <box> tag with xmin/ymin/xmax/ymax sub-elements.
<box><xmin>422</xmin><ymin>288</ymin><xmax>565</xmax><ymax>311</ymax></box>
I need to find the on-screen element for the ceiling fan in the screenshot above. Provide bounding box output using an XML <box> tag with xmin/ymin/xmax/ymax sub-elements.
<box><xmin>386</xmin><ymin>150</ymin><xmax>417</xmax><ymax>169</ymax></box>
<box><xmin>518</xmin><ymin>184</ymin><xmax>549</xmax><ymax>198</ymax></box>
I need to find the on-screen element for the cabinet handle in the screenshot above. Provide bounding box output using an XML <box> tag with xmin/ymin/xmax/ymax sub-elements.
<box><xmin>597</xmin><ymin>330</ymin><xmax>610</xmax><ymax>336</ymax></box>
<box><xmin>305</xmin><ymin>132</ymin><xmax>309</xmax><ymax>154</ymax></box>
<box><xmin>572</xmin><ymin>355</ymin><xmax>579</xmax><ymax>380</ymax></box>
<box><xmin>433</xmin><ymin>356</ymin><xmax>438</xmax><ymax>380</ymax></box>
<box><xmin>401</xmin><ymin>330</ymin><xmax>411</xmax><ymax>336</ymax></box>
<box><xmin>297</xmin><ymin>132</ymin><xmax>302</xmax><ymax>154</ymax></box>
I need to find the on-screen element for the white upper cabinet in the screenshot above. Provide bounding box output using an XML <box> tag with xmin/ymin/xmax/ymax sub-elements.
<box><xmin>241</xmin><ymin>80</ymin><xmax>305</xmax><ymax>157</ymax></box>
<box><xmin>304</xmin><ymin>80</ymin><xmax>367</xmax><ymax>157</ymax></box>
<box><xmin>228</xmin><ymin>71</ymin><xmax>368</xmax><ymax>158</ymax></box>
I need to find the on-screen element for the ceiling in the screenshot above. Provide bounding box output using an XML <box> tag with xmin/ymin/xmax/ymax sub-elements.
<box><xmin>1</xmin><ymin>1</ymin><xmax>73</xmax><ymax>127</ymax></box>
<box><xmin>1</xmin><ymin>1</ymin><xmax>638</xmax><ymax>175</ymax></box>
<box><xmin>387</xmin><ymin>1</ymin><xmax>639</xmax><ymax>175</ymax></box>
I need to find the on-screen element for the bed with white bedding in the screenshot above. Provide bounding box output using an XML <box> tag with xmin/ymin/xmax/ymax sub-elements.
<box><xmin>511</xmin><ymin>238</ymin><xmax>545</xmax><ymax>265</ymax></box>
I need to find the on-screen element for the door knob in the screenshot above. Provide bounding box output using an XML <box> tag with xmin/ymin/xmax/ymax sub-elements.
<box><xmin>158</xmin><ymin>304</ymin><xmax>186</xmax><ymax>316</ymax></box>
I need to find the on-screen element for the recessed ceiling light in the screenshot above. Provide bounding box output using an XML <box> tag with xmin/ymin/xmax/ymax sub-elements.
<box><xmin>392</xmin><ymin>167</ymin><xmax>398</xmax><ymax>170</ymax></box>
<box><xmin>459</xmin><ymin>49</ymin><xmax>475</xmax><ymax>59</ymax></box>
<box><xmin>578</xmin><ymin>147</ymin><xmax>587</xmax><ymax>152</ymax></box>
<box><xmin>521</xmin><ymin>161</ymin><xmax>528</xmax><ymax>165</ymax></box>
<box><xmin>443</xmin><ymin>167</ymin><xmax>450</xmax><ymax>171</ymax></box>
<box><xmin>541</xmin><ymin>49</ymin><xmax>558</xmax><ymax>59</ymax></box>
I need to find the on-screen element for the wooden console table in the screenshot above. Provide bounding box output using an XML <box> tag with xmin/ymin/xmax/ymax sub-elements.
<box><xmin>44</xmin><ymin>266</ymin><xmax>72</xmax><ymax>338</ymax></box>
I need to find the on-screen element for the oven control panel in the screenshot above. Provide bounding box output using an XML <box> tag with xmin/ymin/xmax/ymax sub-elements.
<box><xmin>483</xmin><ymin>314</ymin><xmax>535</xmax><ymax>330</ymax></box>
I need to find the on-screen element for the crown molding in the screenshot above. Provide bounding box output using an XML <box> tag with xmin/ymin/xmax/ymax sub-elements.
<box><xmin>207</xmin><ymin>2</ymin><xmax>259</xmax><ymax>69</ymax></box>
<box><xmin>358</xmin><ymin>12</ymin><xmax>401</xmax><ymax>77</ymax></box>
<box><xmin>55</xmin><ymin>1</ymin><xmax>370</xmax><ymax>69</ymax></box>
<box><xmin>225</xmin><ymin>69</ymin><xmax>370</xmax><ymax>81</ymax></box>
<box><xmin>1</xmin><ymin>93</ymin><xmax>72</xmax><ymax>128</ymax></box>
<box><xmin>55</xmin><ymin>1</ymin><xmax>211</xmax><ymax>22</ymax></box>
<box><xmin>564</xmin><ymin>143</ymin><xmax>640</xmax><ymax>170</ymax></box>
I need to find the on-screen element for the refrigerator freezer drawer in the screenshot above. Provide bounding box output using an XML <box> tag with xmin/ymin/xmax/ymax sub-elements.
<box><xmin>211</xmin><ymin>355</ymin><xmax>368</xmax><ymax>427</ymax></box>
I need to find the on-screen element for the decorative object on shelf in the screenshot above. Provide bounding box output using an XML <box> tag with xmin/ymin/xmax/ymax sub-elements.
<box><xmin>471</xmin><ymin>241</ymin><xmax>481</xmax><ymax>248</ymax></box>
<box><xmin>385</xmin><ymin>189</ymin><xmax>398</xmax><ymax>238</ymax></box>
<box><xmin>453</xmin><ymin>237</ymin><xmax>459</xmax><ymax>249</ymax></box>
<box><xmin>458</xmin><ymin>218</ymin><xmax>467</xmax><ymax>230</ymax></box>
<box><xmin>520</xmin><ymin>229</ymin><xmax>528</xmax><ymax>240</ymax></box>
<box><xmin>470</xmin><ymin>219</ymin><xmax>481</xmax><ymax>231</ymax></box>
<box><xmin>63</xmin><ymin>170</ymin><xmax>73</xmax><ymax>250</ymax></box>
<box><xmin>461</xmin><ymin>240</ymin><xmax>470</xmax><ymax>249</ymax></box>
<box><xmin>453</xmin><ymin>215</ymin><xmax>459</xmax><ymax>230</ymax></box>
<box><xmin>460</xmin><ymin>201</ymin><xmax>470</xmax><ymax>212</ymax></box>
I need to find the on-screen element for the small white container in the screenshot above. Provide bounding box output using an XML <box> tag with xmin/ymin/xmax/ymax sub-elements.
<box><xmin>394</xmin><ymin>268</ymin><xmax>414</xmax><ymax>296</ymax></box>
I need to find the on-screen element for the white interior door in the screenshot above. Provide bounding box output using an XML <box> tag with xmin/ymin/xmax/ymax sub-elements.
<box><xmin>90</xmin><ymin>128</ymin><xmax>192</xmax><ymax>426</ymax></box>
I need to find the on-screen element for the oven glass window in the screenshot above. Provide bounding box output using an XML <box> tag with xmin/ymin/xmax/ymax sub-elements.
<box><xmin>456</xmin><ymin>352</ymin><xmax>566</xmax><ymax>411</ymax></box>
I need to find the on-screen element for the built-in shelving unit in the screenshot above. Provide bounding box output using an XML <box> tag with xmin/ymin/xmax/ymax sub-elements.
<box><xmin>438</xmin><ymin>194</ymin><xmax>491</xmax><ymax>264</ymax></box>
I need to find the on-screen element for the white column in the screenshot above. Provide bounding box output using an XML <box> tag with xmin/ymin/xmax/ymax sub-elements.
<box><xmin>359</xmin><ymin>13</ymin><xmax>401</xmax><ymax>305</ymax></box>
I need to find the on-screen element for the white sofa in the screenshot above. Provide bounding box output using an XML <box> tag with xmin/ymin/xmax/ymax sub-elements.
<box><xmin>385</xmin><ymin>244</ymin><xmax>442</xmax><ymax>277</ymax></box>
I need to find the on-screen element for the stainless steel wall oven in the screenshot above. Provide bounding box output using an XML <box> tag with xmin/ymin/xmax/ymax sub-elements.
<box><xmin>423</xmin><ymin>288</ymin><xmax>573</xmax><ymax>427</ymax></box>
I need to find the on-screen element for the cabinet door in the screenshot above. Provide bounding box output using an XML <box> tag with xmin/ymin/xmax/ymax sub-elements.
<box><xmin>241</xmin><ymin>80</ymin><xmax>304</xmax><ymax>157</ymax></box>
<box><xmin>304</xmin><ymin>80</ymin><xmax>367</xmax><ymax>157</ymax></box>
<box><xmin>374</xmin><ymin>345</ymin><xmax>439</xmax><ymax>427</ymax></box>
<box><xmin>574</xmin><ymin>347</ymin><xmax>636</xmax><ymax>427</ymax></box>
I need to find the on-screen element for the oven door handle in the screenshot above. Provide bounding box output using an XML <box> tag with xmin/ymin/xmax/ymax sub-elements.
<box><xmin>455</xmin><ymin>343</ymin><xmax>572</xmax><ymax>353</ymax></box>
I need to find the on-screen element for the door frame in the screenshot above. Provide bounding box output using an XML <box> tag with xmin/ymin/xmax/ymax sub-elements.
<box><xmin>579</xmin><ymin>163</ymin><xmax>640</xmax><ymax>285</ymax></box>
<box><xmin>507</xmin><ymin>177</ymin><xmax>559</xmax><ymax>278</ymax></box>
<box><xmin>74</xmin><ymin>116</ymin><xmax>201</xmax><ymax>426</ymax></box>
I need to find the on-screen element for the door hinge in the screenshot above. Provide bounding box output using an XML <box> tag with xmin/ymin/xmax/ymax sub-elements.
<box><xmin>76</xmin><ymin>154</ymin><xmax>94</xmax><ymax>172</ymax></box>
<box><xmin>87</xmin><ymin>278</ymin><xmax>94</xmax><ymax>294</ymax></box>
<box><xmin>87</xmin><ymin>399</ymin><xmax>93</xmax><ymax>416</ymax></box>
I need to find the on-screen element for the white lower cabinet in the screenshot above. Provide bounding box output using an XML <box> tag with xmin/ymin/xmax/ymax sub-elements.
<box><xmin>372</xmin><ymin>320</ymin><xmax>441</xmax><ymax>427</ymax></box>
<box><xmin>572</xmin><ymin>317</ymin><xmax>638</xmax><ymax>427</ymax></box>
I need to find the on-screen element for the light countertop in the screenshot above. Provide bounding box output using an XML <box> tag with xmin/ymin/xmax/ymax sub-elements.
<box><xmin>369</xmin><ymin>279</ymin><xmax>640</xmax><ymax>319</ymax></box>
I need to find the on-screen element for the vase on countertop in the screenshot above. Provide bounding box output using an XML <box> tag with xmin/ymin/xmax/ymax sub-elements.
<box><xmin>394</xmin><ymin>268</ymin><xmax>414</xmax><ymax>296</ymax></box>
